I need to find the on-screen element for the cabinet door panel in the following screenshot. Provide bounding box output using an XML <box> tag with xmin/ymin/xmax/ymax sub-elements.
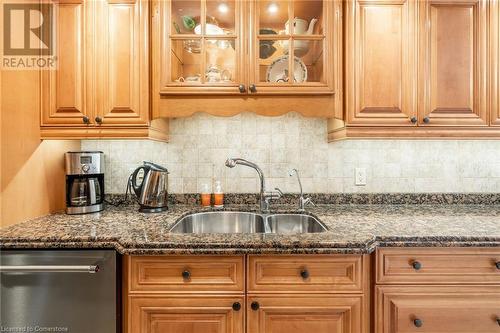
<box><xmin>129</xmin><ymin>296</ymin><xmax>244</xmax><ymax>333</ymax></box>
<box><xmin>247</xmin><ymin>295</ymin><xmax>364</xmax><ymax>333</ymax></box>
<box><xmin>491</xmin><ymin>0</ymin><xmax>500</xmax><ymax>125</ymax></box>
<box><xmin>97</xmin><ymin>0</ymin><xmax>148</xmax><ymax>126</ymax></box>
<box><xmin>418</xmin><ymin>0</ymin><xmax>487</xmax><ymax>126</ymax></box>
<box><xmin>41</xmin><ymin>0</ymin><xmax>90</xmax><ymax>126</ymax></box>
<box><xmin>376</xmin><ymin>286</ymin><xmax>500</xmax><ymax>333</ymax></box>
<box><xmin>346</xmin><ymin>0</ymin><xmax>416</xmax><ymax>126</ymax></box>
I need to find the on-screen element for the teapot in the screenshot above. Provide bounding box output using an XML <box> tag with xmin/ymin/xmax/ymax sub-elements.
<box><xmin>279</xmin><ymin>18</ymin><xmax>318</xmax><ymax>57</ymax></box>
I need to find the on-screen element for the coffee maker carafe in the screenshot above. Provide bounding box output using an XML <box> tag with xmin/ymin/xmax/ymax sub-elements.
<box><xmin>65</xmin><ymin>151</ymin><xmax>105</xmax><ymax>214</ymax></box>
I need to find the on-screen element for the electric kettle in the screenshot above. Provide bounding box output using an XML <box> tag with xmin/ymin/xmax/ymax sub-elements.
<box><xmin>130</xmin><ymin>162</ymin><xmax>169</xmax><ymax>212</ymax></box>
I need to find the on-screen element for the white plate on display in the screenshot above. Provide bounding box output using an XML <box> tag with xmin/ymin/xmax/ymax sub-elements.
<box><xmin>266</xmin><ymin>56</ymin><xmax>307</xmax><ymax>83</ymax></box>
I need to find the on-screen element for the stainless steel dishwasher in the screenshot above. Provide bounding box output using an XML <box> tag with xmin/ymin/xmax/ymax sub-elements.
<box><xmin>0</xmin><ymin>250</ymin><xmax>118</xmax><ymax>333</ymax></box>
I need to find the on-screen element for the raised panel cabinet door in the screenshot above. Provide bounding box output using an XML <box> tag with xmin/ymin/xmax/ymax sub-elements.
<box><xmin>96</xmin><ymin>0</ymin><xmax>149</xmax><ymax>126</ymax></box>
<box><xmin>376</xmin><ymin>285</ymin><xmax>500</xmax><ymax>333</ymax></box>
<box><xmin>128</xmin><ymin>296</ymin><xmax>245</xmax><ymax>333</ymax></box>
<box><xmin>41</xmin><ymin>0</ymin><xmax>92</xmax><ymax>126</ymax></box>
<box><xmin>490</xmin><ymin>0</ymin><xmax>500</xmax><ymax>125</ymax></box>
<box><xmin>346</xmin><ymin>0</ymin><xmax>417</xmax><ymax>126</ymax></box>
<box><xmin>247</xmin><ymin>295</ymin><xmax>365</xmax><ymax>333</ymax></box>
<box><xmin>418</xmin><ymin>0</ymin><xmax>488</xmax><ymax>126</ymax></box>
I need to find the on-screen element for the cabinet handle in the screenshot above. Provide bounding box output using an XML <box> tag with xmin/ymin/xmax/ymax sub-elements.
<box><xmin>232</xmin><ymin>302</ymin><xmax>241</xmax><ymax>311</ymax></box>
<box><xmin>413</xmin><ymin>318</ymin><xmax>423</xmax><ymax>328</ymax></box>
<box><xmin>495</xmin><ymin>261</ymin><xmax>500</xmax><ymax>270</ymax></box>
<box><xmin>423</xmin><ymin>117</ymin><xmax>430</xmax><ymax>124</ymax></box>
<box><xmin>300</xmin><ymin>269</ymin><xmax>310</xmax><ymax>279</ymax></box>
<box><xmin>238</xmin><ymin>84</ymin><xmax>246</xmax><ymax>93</ymax></box>
<box><xmin>82</xmin><ymin>116</ymin><xmax>90</xmax><ymax>124</ymax></box>
<box><xmin>95</xmin><ymin>116</ymin><xmax>103</xmax><ymax>124</ymax></box>
<box><xmin>249</xmin><ymin>84</ymin><xmax>257</xmax><ymax>93</ymax></box>
<box><xmin>411</xmin><ymin>261</ymin><xmax>422</xmax><ymax>271</ymax></box>
<box><xmin>251</xmin><ymin>301</ymin><xmax>260</xmax><ymax>311</ymax></box>
<box><xmin>410</xmin><ymin>117</ymin><xmax>417</xmax><ymax>124</ymax></box>
<box><xmin>182</xmin><ymin>270</ymin><xmax>191</xmax><ymax>279</ymax></box>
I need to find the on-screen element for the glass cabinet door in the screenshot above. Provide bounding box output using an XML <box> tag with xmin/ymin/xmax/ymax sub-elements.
<box><xmin>251</xmin><ymin>0</ymin><xmax>335</xmax><ymax>94</ymax></box>
<box><xmin>159</xmin><ymin>0</ymin><xmax>243</xmax><ymax>94</ymax></box>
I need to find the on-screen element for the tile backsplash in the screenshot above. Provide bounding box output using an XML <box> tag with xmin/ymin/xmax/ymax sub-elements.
<box><xmin>81</xmin><ymin>112</ymin><xmax>500</xmax><ymax>194</ymax></box>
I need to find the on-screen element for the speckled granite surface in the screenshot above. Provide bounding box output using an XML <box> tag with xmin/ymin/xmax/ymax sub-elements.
<box><xmin>1</xmin><ymin>203</ymin><xmax>499</xmax><ymax>254</ymax></box>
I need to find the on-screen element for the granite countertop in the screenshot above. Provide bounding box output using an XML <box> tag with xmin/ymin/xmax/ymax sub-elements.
<box><xmin>1</xmin><ymin>203</ymin><xmax>499</xmax><ymax>254</ymax></box>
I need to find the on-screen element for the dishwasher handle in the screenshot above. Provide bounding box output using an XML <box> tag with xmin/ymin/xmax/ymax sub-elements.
<box><xmin>0</xmin><ymin>264</ymin><xmax>100</xmax><ymax>273</ymax></box>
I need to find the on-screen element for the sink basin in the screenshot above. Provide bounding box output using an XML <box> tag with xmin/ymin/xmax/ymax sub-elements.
<box><xmin>169</xmin><ymin>211</ymin><xmax>265</xmax><ymax>234</ymax></box>
<box><xmin>266</xmin><ymin>214</ymin><xmax>327</xmax><ymax>234</ymax></box>
<box><xmin>169</xmin><ymin>211</ymin><xmax>327</xmax><ymax>234</ymax></box>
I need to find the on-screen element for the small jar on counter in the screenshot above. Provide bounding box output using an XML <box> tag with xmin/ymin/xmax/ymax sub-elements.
<box><xmin>213</xmin><ymin>180</ymin><xmax>224</xmax><ymax>208</ymax></box>
<box><xmin>201</xmin><ymin>183</ymin><xmax>211</xmax><ymax>207</ymax></box>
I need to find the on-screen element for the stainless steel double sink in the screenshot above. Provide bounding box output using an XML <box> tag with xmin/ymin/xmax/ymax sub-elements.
<box><xmin>169</xmin><ymin>211</ymin><xmax>327</xmax><ymax>234</ymax></box>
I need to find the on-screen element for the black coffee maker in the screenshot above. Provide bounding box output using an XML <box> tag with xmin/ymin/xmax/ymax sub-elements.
<box><xmin>65</xmin><ymin>151</ymin><xmax>105</xmax><ymax>214</ymax></box>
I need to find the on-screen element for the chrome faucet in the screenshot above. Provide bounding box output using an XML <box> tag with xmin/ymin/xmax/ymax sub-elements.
<box><xmin>225</xmin><ymin>158</ymin><xmax>282</xmax><ymax>213</ymax></box>
<box><xmin>289</xmin><ymin>168</ymin><xmax>314</xmax><ymax>211</ymax></box>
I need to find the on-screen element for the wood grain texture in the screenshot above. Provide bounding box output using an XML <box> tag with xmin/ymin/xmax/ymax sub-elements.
<box><xmin>418</xmin><ymin>0</ymin><xmax>488</xmax><ymax>126</ymax></box>
<box><xmin>247</xmin><ymin>254</ymin><xmax>366</xmax><ymax>294</ymax></box>
<box><xmin>376</xmin><ymin>248</ymin><xmax>500</xmax><ymax>285</ymax></box>
<box><xmin>247</xmin><ymin>295</ymin><xmax>365</xmax><ymax>333</ymax></box>
<box><xmin>1</xmin><ymin>69</ymin><xmax>79</xmax><ymax>227</ymax></box>
<box><xmin>128</xmin><ymin>295</ymin><xmax>245</xmax><ymax>333</ymax></box>
<box><xmin>490</xmin><ymin>0</ymin><xmax>500</xmax><ymax>126</ymax></box>
<box><xmin>127</xmin><ymin>255</ymin><xmax>245</xmax><ymax>294</ymax></box>
<box><xmin>376</xmin><ymin>285</ymin><xmax>500</xmax><ymax>333</ymax></box>
<box><xmin>345</xmin><ymin>0</ymin><xmax>417</xmax><ymax>126</ymax></box>
<box><xmin>96</xmin><ymin>0</ymin><xmax>149</xmax><ymax>126</ymax></box>
<box><xmin>41</xmin><ymin>0</ymin><xmax>89</xmax><ymax>126</ymax></box>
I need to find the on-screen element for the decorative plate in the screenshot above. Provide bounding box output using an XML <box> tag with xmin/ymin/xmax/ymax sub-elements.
<box><xmin>266</xmin><ymin>56</ymin><xmax>307</xmax><ymax>83</ymax></box>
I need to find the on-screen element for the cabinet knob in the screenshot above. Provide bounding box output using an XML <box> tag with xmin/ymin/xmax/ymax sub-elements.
<box><xmin>251</xmin><ymin>301</ymin><xmax>260</xmax><ymax>311</ymax></box>
<box><xmin>232</xmin><ymin>302</ymin><xmax>241</xmax><ymax>311</ymax></box>
<box><xmin>300</xmin><ymin>269</ymin><xmax>310</xmax><ymax>279</ymax></box>
<box><xmin>182</xmin><ymin>270</ymin><xmax>191</xmax><ymax>279</ymax></box>
<box><xmin>410</xmin><ymin>116</ymin><xmax>417</xmax><ymax>124</ymax></box>
<box><xmin>423</xmin><ymin>117</ymin><xmax>430</xmax><ymax>124</ymax></box>
<box><xmin>495</xmin><ymin>262</ymin><xmax>500</xmax><ymax>270</ymax></box>
<box><xmin>238</xmin><ymin>84</ymin><xmax>246</xmax><ymax>93</ymax></box>
<box><xmin>249</xmin><ymin>84</ymin><xmax>257</xmax><ymax>93</ymax></box>
<box><xmin>82</xmin><ymin>116</ymin><xmax>90</xmax><ymax>124</ymax></box>
<box><xmin>411</xmin><ymin>261</ymin><xmax>422</xmax><ymax>271</ymax></box>
<box><xmin>95</xmin><ymin>116</ymin><xmax>103</xmax><ymax>124</ymax></box>
<box><xmin>413</xmin><ymin>318</ymin><xmax>423</xmax><ymax>328</ymax></box>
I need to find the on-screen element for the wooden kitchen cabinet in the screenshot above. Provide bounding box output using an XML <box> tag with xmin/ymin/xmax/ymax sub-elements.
<box><xmin>376</xmin><ymin>285</ymin><xmax>500</xmax><ymax>333</ymax></box>
<box><xmin>247</xmin><ymin>295</ymin><xmax>364</xmax><ymax>333</ymax></box>
<box><xmin>41</xmin><ymin>0</ymin><xmax>168</xmax><ymax>141</ymax></box>
<box><xmin>330</xmin><ymin>0</ymin><xmax>500</xmax><ymax>140</ymax></box>
<box><xmin>152</xmin><ymin>0</ymin><xmax>343</xmax><ymax>118</ymax></box>
<box><xmin>128</xmin><ymin>296</ymin><xmax>245</xmax><ymax>333</ymax></box>
<box><xmin>344</xmin><ymin>0</ymin><xmax>417</xmax><ymax>127</ymax></box>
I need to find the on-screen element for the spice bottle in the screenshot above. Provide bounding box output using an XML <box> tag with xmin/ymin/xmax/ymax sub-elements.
<box><xmin>201</xmin><ymin>183</ymin><xmax>211</xmax><ymax>207</ymax></box>
<box><xmin>213</xmin><ymin>180</ymin><xmax>224</xmax><ymax>208</ymax></box>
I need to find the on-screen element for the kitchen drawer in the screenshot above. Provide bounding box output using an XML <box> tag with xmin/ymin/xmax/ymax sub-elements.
<box><xmin>127</xmin><ymin>255</ymin><xmax>244</xmax><ymax>293</ymax></box>
<box><xmin>376</xmin><ymin>248</ymin><xmax>500</xmax><ymax>284</ymax></box>
<box><xmin>247</xmin><ymin>255</ymin><xmax>367</xmax><ymax>293</ymax></box>
<box><xmin>376</xmin><ymin>285</ymin><xmax>500</xmax><ymax>333</ymax></box>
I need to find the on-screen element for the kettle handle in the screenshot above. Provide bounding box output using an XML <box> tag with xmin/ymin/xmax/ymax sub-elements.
<box><xmin>130</xmin><ymin>166</ymin><xmax>148</xmax><ymax>197</ymax></box>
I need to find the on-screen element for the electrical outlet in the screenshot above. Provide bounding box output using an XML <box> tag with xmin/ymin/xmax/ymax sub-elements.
<box><xmin>355</xmin><ymin>168</ymin><xmax>367</xmax><ymax>186</ymax></box>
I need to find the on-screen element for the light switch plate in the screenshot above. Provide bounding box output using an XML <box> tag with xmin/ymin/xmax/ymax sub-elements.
<box><xmin>355</xmin><ymin>168</ymin><xmax>367</xmax><ymax>186</ymax></box>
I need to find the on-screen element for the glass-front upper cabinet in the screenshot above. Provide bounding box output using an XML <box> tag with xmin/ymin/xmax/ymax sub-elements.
<box><xmin>154</xmin><ymin>0</ymin><xmax>338</xmax><ymax>95</ymax></box>
<box><xmin>250</xmin><ymin>0</ymin><xmax>336</xmax><ymax>94</ymax></box>
<box><xmin>157</xmin><ymin>0</ymin><xmax>244</xmax><ymax>94</ymax></box>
